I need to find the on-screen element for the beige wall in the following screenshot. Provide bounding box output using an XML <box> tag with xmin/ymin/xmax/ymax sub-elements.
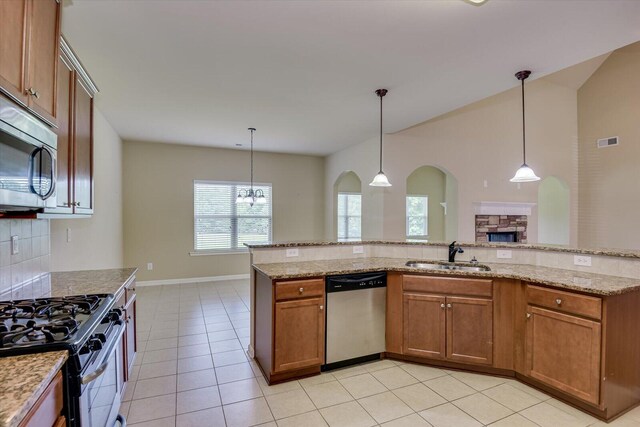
<box><xmin>578</xmin><ymin>42</ymin><xmax>640</xmax><ymax>250</ymax></box>
<box><xmin>123</xmin><ymin>141</ymin><xmax>325</xmax><ymax>281</ymax></box>
<box><xmin>326</xmin><ymin>78</ymin><xmax>580</xmax><ymax>245</ymax></box>
<box><xmin>407</xmin><ymin>166</ymin><xmax>446</xmax><ymax>241</ymax></box>
<box><xmin>50</xmin><ymin>108</ymin><xmax>124</xmax><ymax>271</ymax></box>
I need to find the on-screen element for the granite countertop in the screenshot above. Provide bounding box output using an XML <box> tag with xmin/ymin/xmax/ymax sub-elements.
<box><xmin>246</xmin><ymin>240</ymin><xmax>640</xmax><ymax>259</ymax></box>
<box><xmin>253</xmin><ymin>257</ymin><xmax>640</xmax><ymax>296</ymax></box>
<box><xmin>0</xmin><ymin>351</ymin><xmax>68</xmax><ymax>427</ymax></box>
<box><xmin>47</xmin><ymin>267</ymin><xmax>138</xmax><ymax>298</ymax></box>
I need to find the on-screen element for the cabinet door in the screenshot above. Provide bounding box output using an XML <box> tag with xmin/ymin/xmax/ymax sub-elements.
<box><xmin>54</xmin><ymin>52</ymin><xmax>73</xmax><ymax>213</ymax></box>
<box><xmin>25</xmin><ymin>0</ymin><xmax>60</xmax><ymax>124</ymax></box>
<box><xmin>273</xmin><ymin>297</ymin><xmax>324</xmax><ymax>373</ymax></box>
<box><xmin>403</xmin><ymin>293</ymin><xmax>446</xmax><ymax>359</ymax></box>
<box><xmin>0</xmin><ymin>0</ymin><xmax>29</xmax><ymax>104</ymax></box>
<box><xmin>446</xmin><ymin>297</ymin><xmax>493</xmax><ymax>365</ymax></box>
<box><xmin>73</xmin><ymin>77</ymin><xmax>93</xmax><ymax>213</ymax></box>
<box><xmin>525</xmin><ymin>305</ymin><xmax>601</xmax><ymax>405</ymax></box>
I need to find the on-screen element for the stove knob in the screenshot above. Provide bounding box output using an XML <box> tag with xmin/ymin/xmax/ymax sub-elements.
<box><xmin>89</xmin><ymin>338</ymin><xmax>103</xmax><ymax>351</ymax></box>
<box><xmin>79</xmin><ymin>344</ymin><xmax>91</xmax><ymax>355</ymax></box>
<box><xmin>95</xmin><ymin>333</ymin><xmax>107</xmax><ymax>343</ymax></box>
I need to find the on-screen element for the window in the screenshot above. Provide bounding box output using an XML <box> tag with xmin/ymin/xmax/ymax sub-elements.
<box><xmin>193</xmin><ymin>181</ymin><xmax>272</xmax><ymax>252</ymax></box>
<box><xmin>337</xmin><ymin>193</ymin><xmax>361</xmax><ymax>241</ymax></box>
<box><xmin>406</xmin><ymin>195</ymin><xmax>428</xmax><ymax>238</ymax></box>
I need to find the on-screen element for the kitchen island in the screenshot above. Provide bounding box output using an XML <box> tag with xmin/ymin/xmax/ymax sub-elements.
<box><xmin>249</xmin><ymin>241</ymin><xmax>640</xmax><ymax>422</ymax></box>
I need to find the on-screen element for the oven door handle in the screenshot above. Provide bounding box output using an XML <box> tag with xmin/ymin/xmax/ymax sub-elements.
<box><xmin>114</xmin><ymin>414</ymin><xmax>127</xmax><ymax>427</ymax></box>
<box><xmin>81</xmin><ymin>323</ymin><xmax>125</xmax><ymax>385</ymax></box>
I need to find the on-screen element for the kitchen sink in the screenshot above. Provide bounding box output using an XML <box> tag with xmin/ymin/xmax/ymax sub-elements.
<box><xmin>405</xmin><ymin>261</ymin><xmax>491</xmax><ymax>272</ymax></box>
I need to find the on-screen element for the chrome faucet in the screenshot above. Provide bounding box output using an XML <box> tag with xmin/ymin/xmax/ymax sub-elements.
<box><xmin>448</xmin><ymin>241</ymin><xmax>464</xmax><ymax>262</ymax></box>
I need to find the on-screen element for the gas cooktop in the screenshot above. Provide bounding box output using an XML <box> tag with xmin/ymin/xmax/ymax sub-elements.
<box><xmin>0</xmin><ymin>294</ymin><xmax>113</xmax><ymax>354</ymax></box>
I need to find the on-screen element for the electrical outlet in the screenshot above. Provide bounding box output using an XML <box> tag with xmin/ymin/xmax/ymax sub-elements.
<box><xmin>286</xmin><ymin>248</ymin><xmax>299</xmax><ymax>257</ymax></box>
<box><xmin>66</xmin><ymin>228</ymin><xmax>72</xmax><ymax>243</ymax></box>
<box><xmin>574</xmin><ymin>255</ymin><xmax>592</xmax><ymax>267</ymax></box>
<box><xmin>11</xmin><ymin>235</ymin><xmax>19</xmax><ymax>255</ymax></box>
<box><xmin>147</xmin><ymin>262</ymin><xmax>153</xmax><ymax>271</ymax></box>
<box><xmin>353</xmin><ymin>245</ymin><xmax>364</xmax><ymax>254</ymax></box>
<box><xmin>496</xmin><ymin>250</ymin><xmax>512</xmax><ymax>259</ymax></box>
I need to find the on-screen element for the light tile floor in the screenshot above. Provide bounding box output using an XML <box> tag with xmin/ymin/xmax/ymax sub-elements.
<box><xmin>123</xmin><ymin>280</ymin><xmax>640</xmax><ymax>427</ymax></box>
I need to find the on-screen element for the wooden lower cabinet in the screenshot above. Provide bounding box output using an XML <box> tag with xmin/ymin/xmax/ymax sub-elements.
<box><xmin>19</xmin><ymin>371</ymin><xmax>63</xmax><ymax>427</ymax></box>
<box><xmin>447</xmin><ymin>296</ymin><xmax>493</xmax><ymax>365</ymax></box>
<box><xmin>403</xmin><ymin>293</ymin><xmax>446</xmax><ymax>359</ymax></box>
<box><xmin>273</xmin><ymin>297</ymin><xmax>324</xmax><ymax>373</ymax></box>
<box><xmin>254</xmin><ymin>273</ymin><xmax>325</xmax><ymax>384</ymax></box>
<box><xmin>402</xmin><ymin>291</ymin><xmax>493</xmax><ymax>365</ymax></box>
<box><xmin>525</xmin><ymin>305</ymin><xmax>601</xmax><ymax>405</ymax></box>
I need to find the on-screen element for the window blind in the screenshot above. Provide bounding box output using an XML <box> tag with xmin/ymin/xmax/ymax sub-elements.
<box><xmin>194</xmin><ymin>181</ymin><xmax>272</xmax><ymax>251</ymax></box>
<box><xmin>337</xmin><ymin>193</ymin><xmax>362</xmax><ymax>241</ymax></box>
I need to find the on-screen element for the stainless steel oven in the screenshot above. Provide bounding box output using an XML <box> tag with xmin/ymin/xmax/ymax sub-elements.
<box><xmin>0</xmin><ymin>96</ymin><xmax>57</xmax><ymax>211</ymax></box>
<box><xmin>78</xmin><ymin>321</ymin><xmax>126</xmax><ymax>427</ymax></box>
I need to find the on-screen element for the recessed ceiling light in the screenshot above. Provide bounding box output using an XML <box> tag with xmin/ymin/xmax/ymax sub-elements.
<box><xmin>235</xmin><ymin>143</ymin><xmax>242</xmax><ymax>147</ymax></box>
<box><xmin>464</xmin><ymin>0</ymin><xmax>488</xmax><ymax>5</ymax></box>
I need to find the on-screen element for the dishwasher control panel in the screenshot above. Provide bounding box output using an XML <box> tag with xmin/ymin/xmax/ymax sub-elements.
<box><xmin>326</xmin><ymin>272</ymin><xmax>387</xmax><ymax>293</ymax></box>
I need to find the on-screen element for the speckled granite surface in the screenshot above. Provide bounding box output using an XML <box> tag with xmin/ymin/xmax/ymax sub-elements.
<box><xmin>246</xmin><ymin>240</ymin><xmax>640</xmax><ymax>259</ymax></box>
<box><xmin>47</xmin><ymin>267</ymin><xmax>138</xmax><ymax>298</ymax></box>
<box><xmin>0</xmin><ymin>351</ymin><xmax>68</xmax><ymax>427</ymax></box>
<box><xmin>253</xmin><ymin>257</ymin><xmax>640</xmax><ymax>296</ymax></box>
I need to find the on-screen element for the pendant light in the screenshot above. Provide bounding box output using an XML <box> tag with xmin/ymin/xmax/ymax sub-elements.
<box><xmin>236</xmin><ymin>128</ymin><xmax>266</xmax><ymax>206</ymax></box>
<box><xmin>370</xmin><ymin>88</ymin><xmax>391</xmax><ymax>187</ymax></box>
<box><xmin>510</xmin><ymin>70</ymin><xmax>540</xmax><ymax>182</ymax></box>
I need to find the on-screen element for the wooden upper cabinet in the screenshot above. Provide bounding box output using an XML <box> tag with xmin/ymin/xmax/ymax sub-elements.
<box><xmin>446</xmin><ymin>296</ymin><xmax>493</xmax><ymax>365</ymax></box>
<box><xmin>403</xmin><ymin>293</ymin><xmax>446</xmax><ymax>359</ymax></box>
<box><xmin>0</xmin><ymin>0</ymin><xmax>29</xmax><ymax>104</ymax></box>
<box><xmin>0</xmin><ymin>0</ymin><xmax>61</xmax><ymax>124</ymax></box>
<box><xmin>54</xmin><ymin>51</ymin><xmax>73</xmax><ymax>213</ymax></box>
<box><xmin>525</xmin><ymin>305</ymin><xmax>601</xmax><ymax>405</ymax></box>
<box><xmin>73</xmin><ymin>76</ymin><xmax>93</xmax><ymax>213</ymax></box>
<box><xmin>273</xmin><ymin>297</ymin><xmax>324</xmax><ymax>373</ymax></box>
<box><xmin>25</xmin><ymin>0</ymin><xmax>60</xmax><ymax>124</ymax></box>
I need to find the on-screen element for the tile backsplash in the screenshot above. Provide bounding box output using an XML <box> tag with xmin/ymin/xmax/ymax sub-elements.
<box><xmin>0</xmin><ymin>219</ymin><xmax>51</xmax><ymax>300</ymax></box>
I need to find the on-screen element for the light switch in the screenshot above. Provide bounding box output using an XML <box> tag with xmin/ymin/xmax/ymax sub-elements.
<box><xmin>496</xmin><ymin>250</ymin><xmax>512</xmax><ymax>259</ymax></box>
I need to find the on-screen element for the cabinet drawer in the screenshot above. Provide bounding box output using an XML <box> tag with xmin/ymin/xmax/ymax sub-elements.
<box><xmin>526</xmin><ymin>285</ymin><xmax>601</xmax><ymax>320</ymax></box>
<box><xmin>275</xmin><ymin>279</ymin><xmax>324</xmax><ymax>301</ymax></box>
<box><xmin>403</xmin><ymin>275</ymin><xmax>492</xmax><ymax>297</ymax></box>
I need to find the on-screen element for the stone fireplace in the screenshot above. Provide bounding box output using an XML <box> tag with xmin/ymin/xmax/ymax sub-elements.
<box><xmin>475</xmin><ymin>215</ymin><xmax>528</xmax><ymax>243</ymax></box>
<box><xmin>473</xmin><ymin>201</ymin><xmax>535</xmax><ymax>244</ymax></box>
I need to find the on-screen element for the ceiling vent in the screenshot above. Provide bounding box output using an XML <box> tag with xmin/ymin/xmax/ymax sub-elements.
<box><xmin>597</xmin><ymin>136</ymin><xmax>619</xmax><ymax>148</ymax></box>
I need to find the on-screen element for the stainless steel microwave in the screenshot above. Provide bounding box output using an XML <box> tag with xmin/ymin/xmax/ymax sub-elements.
<box><xmin>0</xmin><ymin>96</ymin><xmax>57</xmax><ymax>211</ymax></box>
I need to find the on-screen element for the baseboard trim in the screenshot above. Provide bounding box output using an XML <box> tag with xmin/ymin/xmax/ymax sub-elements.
<box><xmin>137</xmin><ymin>274</ymin><xmax>250</xmax><ymax>287</ymax></box>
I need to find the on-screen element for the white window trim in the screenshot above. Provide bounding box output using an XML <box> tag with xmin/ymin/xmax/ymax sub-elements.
<box><xmin>192</xmin><ymin>180</ymin><xmax>272</xmax><ymax>255</ymax></box>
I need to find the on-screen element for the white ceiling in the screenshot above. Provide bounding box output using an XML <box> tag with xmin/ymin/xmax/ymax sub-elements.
<box><xmin>62</xmin><ymin>0</ymin><xmax>640</xmax><ymax>156</ymax></box>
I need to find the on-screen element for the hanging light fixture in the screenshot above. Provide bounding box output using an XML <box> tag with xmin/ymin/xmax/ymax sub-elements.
<box><xmin>370</xmin><ymin>88</ymin><xmax>392</xmax><ymax>187</ymax></box>
<box><xmin>510</xmin><ymin>70</ymin><xmax>540</xmax><ymax>183</ymax></box>
<box><xmin>236</xmin><ymin>128</ymin><xmax>266</xmax><ymax>206</ymax></box>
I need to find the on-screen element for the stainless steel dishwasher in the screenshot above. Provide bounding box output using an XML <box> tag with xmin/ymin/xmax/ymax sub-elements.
<box><xmin>324</xmin><ymin>271</ymin><xmax>387</xmax><ymax>370</ymax></box>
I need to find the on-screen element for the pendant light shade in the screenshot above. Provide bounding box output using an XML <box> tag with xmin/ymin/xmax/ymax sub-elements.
<box><xmin>510</xmin><ymin>164</ymin><xmax>540</xmax><ymax>182</ymax></box>
<box><xmin>510</xmin><ymin>70</ymin><xmax>541</xmax><ymax>183</ymax></box>
<box><xmin>370</xmin><ymin>88</ymin><xmax>391</xmax><ymax>187</ymax></box>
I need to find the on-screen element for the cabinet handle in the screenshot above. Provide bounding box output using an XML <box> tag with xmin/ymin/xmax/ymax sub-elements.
<box><xmin>555</xmin><ymin>298</ymin><xmax>562</xmax><ymax>306</ymax></box>
<box><xmin>526</xmin><ymin>313</ymin><xmax>532</xmax><ymax>319</ymax></box>
<box><xmin>27</xmin><ymin>87</ymin><xmax>40</xmax><ymax>99</ymax></box>
<box><xmin>447</xmin><ymin>303</ymin><xmax>452</xmax><ymax>309</ymax></box>
<box><xmin>319</xmin><ymin>305</ymin><xmax>323</xmax><ymax>310</ymax></box>
<box><xmin>440</xmin><ymin>303</ymin><xmax>445</xmax><ymax>309</ymax></box>
<box><xmin>299</xmin><ymin>287</ymin><xmax>304</xmax><ymax>294</ymax></box>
